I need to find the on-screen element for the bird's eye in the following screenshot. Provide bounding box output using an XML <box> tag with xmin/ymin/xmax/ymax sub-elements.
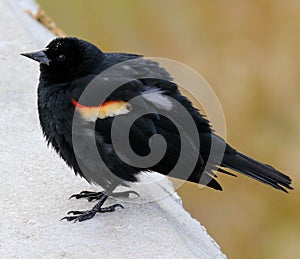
<box><xmin>56</xmin><ymin>54</ymin><xmax>66</xmax><ymax>62</ymax></box>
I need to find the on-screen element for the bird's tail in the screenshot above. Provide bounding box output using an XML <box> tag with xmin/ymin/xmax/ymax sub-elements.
<box><xmin>221</xmin><ymin>148</ymin><xmax>293</xmax><ymax>193</ymax></box>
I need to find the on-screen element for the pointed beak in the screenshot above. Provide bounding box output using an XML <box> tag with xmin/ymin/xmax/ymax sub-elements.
<box><xmin>21</xmin><ymin>49</ymin><xmax>51</xmax><ymax>66</ymax></box>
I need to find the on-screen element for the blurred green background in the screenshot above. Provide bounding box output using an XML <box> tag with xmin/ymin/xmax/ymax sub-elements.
<box><xmin>37</xmin><ymin>0</ymin><xmax>300</xmax><ymax>258</ymax></box>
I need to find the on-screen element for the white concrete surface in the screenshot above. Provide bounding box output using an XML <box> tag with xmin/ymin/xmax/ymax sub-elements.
<box><xmin>0</xmin><ymin>0</ymin><xmax>226</xmax><ymax>258</ymax></box>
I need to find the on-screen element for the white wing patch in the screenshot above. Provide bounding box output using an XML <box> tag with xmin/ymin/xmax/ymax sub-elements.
<box><xmin>142</xmin><ymin>88</ymin><xmax>173</xmax><ymax>111</ymax></box>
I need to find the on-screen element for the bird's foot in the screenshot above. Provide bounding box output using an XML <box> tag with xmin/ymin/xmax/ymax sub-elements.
<box><xmin>61</xmin><ymin>204</ymin><xmax>124</xmax><ymax>222</ymax></box>
<box><xmin>69</xmin><ymin>190</ymin><xmax>139</xmax><ymax>202</ymax></box>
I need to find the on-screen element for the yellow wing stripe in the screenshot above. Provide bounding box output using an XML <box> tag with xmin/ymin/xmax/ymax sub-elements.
<box><xmin>72</xmin><ymin>98</ymin><xmax>132</xmax><ymax>121</ymax></box>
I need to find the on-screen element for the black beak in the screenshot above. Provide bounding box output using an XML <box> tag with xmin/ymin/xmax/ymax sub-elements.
<box><xmin>21</xmin><ymin>49</ymin><xmax>51</xmax><ymax>66</ymax></box>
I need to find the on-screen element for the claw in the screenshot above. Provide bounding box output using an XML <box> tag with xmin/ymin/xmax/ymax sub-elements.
<box><xmin>69</xmin><ymin>190</ymin><xmax>139</xmax><ymax>201</ymax></box>
<box><xmin>67</xmin><ymin>210</ymin><xmax>84</xmax><ymax>215</ymax></box>
<box><xmin>110</xmin><ymin>190</ymin><xmax>140</xmax><ymax>198</ymax></box>
<box><xmin>69</xmin><ymin>194</ymin><xmax>78</xmax><ymax>200</ymax></box>
<box><xmin>62</xmin><ymin>186</ymin><xmax>129</xmax><ymax>222</ymax></box>
<box><xmin>69</xmin><ymin>191</ymin><xmax>104</xmax><ymax>200</ymax></box>
<box><xmin>102</xmin><ymin>204</ymin><xmax>124</xmax><ymax>211</ymax></box>
<box><xmin>61</xmin><ymin>204</ymin><xmax>124</xmax><ymax>222</ymax></box>
<box><xmin>61</xmin><ymin>216</ymin><xmax>78</xmax><ymax>222</ymax></box>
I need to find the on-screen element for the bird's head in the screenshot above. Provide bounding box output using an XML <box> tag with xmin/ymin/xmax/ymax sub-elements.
<box><xmin>21</xmin><ymin>37</ymin><xmax>104</xmax><ymax>82</ymax></box>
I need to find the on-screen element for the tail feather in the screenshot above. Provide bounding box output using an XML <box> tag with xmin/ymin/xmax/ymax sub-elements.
<box><xmin>221</xmin><ymin>150</ymin><xmax>293</xmax><ymax>193</ymax></box>
<box><xmin>217</xmin><ymin>167</ymin><xmax>237</xmax><ymax>177</ymax></box>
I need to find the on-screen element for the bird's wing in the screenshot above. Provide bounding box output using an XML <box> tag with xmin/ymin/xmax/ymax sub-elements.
<box><xmin>68</xmin><ymin>57</ymin><xmax>227</xmax><ymax>189</ymax></box>
<box><xmin>70</xmin><ymin>70</ymin><xmax>219</xmax><ymax>184</ymax></box>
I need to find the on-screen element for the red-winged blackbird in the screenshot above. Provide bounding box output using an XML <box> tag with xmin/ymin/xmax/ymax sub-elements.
<box><xmin>22</xmin><ymin>37</ymin><xmax>292</xmax><ymax>222</ymax></box>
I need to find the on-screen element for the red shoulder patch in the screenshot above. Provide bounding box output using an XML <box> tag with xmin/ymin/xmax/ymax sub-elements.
<box><xmin>71</xmin><ymin>98</ymin><xmax>131</xmax><ymax>121</ymax></box>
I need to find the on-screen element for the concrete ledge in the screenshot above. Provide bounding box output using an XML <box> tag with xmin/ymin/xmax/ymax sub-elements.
<box><xmin>0</xmin><ymin>0</ymin><xmax>226</xmax><ymax>257</ymax></box>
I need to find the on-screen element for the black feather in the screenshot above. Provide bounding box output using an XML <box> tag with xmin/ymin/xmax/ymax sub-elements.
<box><xmin>25</xmin><ymin>37</ymin><xmax>293</xmax><ymax>197</ymax></box>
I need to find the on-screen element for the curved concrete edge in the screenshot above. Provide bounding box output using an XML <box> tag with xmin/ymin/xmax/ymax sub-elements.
<box><xmin>0</xmin><ymin>0</ymin><xmax>226</xmax><ymax>258</ymax></box>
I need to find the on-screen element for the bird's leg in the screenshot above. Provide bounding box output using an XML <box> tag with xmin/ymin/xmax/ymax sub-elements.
<box><xmin>69</xmin><ymin>190</ymin><xmax>139</xmax><ymax>202</ymax></box>
<box><xmin>61</xmin><ymin>185</ymin><xmax>124</xmax><ymax>222</ymax></box>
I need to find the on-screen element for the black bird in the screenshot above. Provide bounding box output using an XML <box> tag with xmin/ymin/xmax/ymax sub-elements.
<box><xmin>22</xmin><ymin>37</ymin><xmax>293</xmax><ymax>222</ymax></box>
